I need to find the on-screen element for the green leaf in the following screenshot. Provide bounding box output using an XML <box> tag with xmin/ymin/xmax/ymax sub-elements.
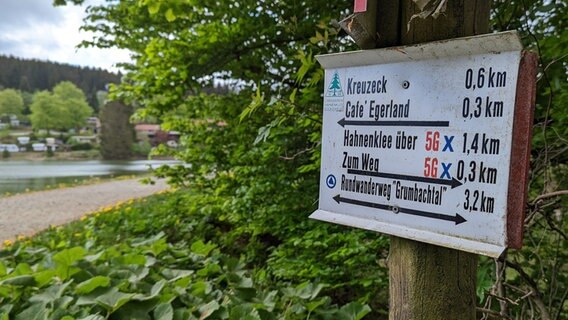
<box><xmin>147</xmin><ymin>3</ymin><xmax>160</xmax><ymax>15</ymax></box>
<box><xmin>229</xmin><ymin>304</ymin><xmax>261</xmax><ymax>320</ymax></box>
<box><xmin>305</xmin><ymin>297</ymin><xmax>329</xmax><ymax>312</ymax></box>
<box><xmin>337</xmin><ymin>302</ymin><xmax>372</xmax><ymax>320</ymax></box>
<box><xmin>234</xmin><ymin>287</ymin><xmax>257</xmax><ymax>302</ymax></box>
<box><xmin>154</xmin><ymin>303</ymin><xmax>174</xmax><ymax>320</ymax></box>
<box><xmin>95</xmin><ymin>288</ymin><xmax>136</xmax><ymax>312</ymax></box>
<box><xmin>114</xmin><ymin>300</ymin><xmax>158</xmax><ymax>320</ymax></box>
<box><xmin>117</xmin><ymin>254</ymin><xmax>147</xmax><ymax>266</ymax></box>
<box><xmin>0</xmin><ymin>275</ymin><xmax>35</xmax><ymax>286</ymax></box>
<box><xmin>75</xmin><ymin>276</ymin><xmax>111</xmax><ymax>294</ymax></box>
<box><xmin>165</xmin><ymin>9</ymin><xmax>176</xmax><ymax>22</ymax></box>
<box><xmin>54</xmin><ymin>296</ymin><xmax>74</xmax><ymax>309</ymax></box>
<box><xmin>149</xmin><ymin>239</ymin><xmax>169</xmax><ymax>256</ymax></box>
<box><xmin>161</xmin><ymin>269</ymin><xmax>194</xmax><ymax>282</ymax></box>
<box><xmin>0</xmin><ymin>261</ymin><xmax>6</xmax><ymax>277</ymax></box>
<box><xmin>199</xmin><ymin>300</ymin><xmax>220</xmax><ymax>319</ymax></box>
<box><xmin>29</xmin><ymin>281</ymin><xmax>72</xmax><ymax>304</ymax></box>
<box><xmin>253</xmin><ymin>125</ymin><xmax>271</xmax><ymax>145</ymax></box>
<box><xmin>0</xmin><ymin>304</ymin><xmax>13</xmax><ymax>318</ymax></box>
<box><xmin>33</xmin><ymin>270</ymin><xmax>56</xmax><ymax>288</ymax></box>
<box><xmin>15</xmin><ymin>303</ymin><xmax>49</xmax><ymax>320</ymax></box>
<box><xmin>53</xmin><ymin>247</ymin><xmax>87</xmax><ymax>266</ymax></box>
<box><xmin>133</xmin><ymin>279</ymin><xmax>167</xmax><ymax>301</ymax></box>
<box><xmin>190</xmin><ymin>281</ymin><xmax>211</xmax><ymax>297</ymax></box>
<box><xmin>284</xmin><ymin>282</ymin><xmax>325</xmax><ymax>300</ymax></box>
<box><xmin>190</xmin><ymin>240</ymin><xmax>216</xmax><ymax>256</ymax></box>
<box><xmin>132</xmin><ymin>232</ymin><xmax>165</xmax><ymax>247</ymax></box>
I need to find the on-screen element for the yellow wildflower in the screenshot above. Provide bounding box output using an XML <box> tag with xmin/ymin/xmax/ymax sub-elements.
<box><xmin>3</xmin><ymin>240</ymin><xmax>12</xmax><ymax>247</ymax></box>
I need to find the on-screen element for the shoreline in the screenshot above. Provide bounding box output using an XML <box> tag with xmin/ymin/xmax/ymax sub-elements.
<box><xmin>0</xmin><ymin>151</ymin><xmax>172</xmax><ymax>162</ymax></box>
<box><xmin>1</xmin><ymin>150</ymin><xmax>101</xmax><ymax>161</ymax></box>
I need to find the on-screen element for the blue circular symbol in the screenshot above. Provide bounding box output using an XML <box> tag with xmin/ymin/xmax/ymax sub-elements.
<box><xmin>326</xmin><ymin>174</ymin><xmax>337</xmax><ymax>189</ymax></box>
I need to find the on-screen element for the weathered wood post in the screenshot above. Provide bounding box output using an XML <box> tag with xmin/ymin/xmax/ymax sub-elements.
<box><xmin>342</xmin><ymin>1</ymin><xmax>491</xmax><ymax>319</ymax></box>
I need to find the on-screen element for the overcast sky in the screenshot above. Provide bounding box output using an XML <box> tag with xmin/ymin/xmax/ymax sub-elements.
<box><xmin>0</xmin><ymin>0</ymin><xmax>130</xmax><ymax>73</ymax></box>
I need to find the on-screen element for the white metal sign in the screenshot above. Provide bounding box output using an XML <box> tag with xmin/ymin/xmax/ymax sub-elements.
<box><xmin>311</xmin><ymin>32</ymin><xmax>524</xmax><ymax>257</ymax></box>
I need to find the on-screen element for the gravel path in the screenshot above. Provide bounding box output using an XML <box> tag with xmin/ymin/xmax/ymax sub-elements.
<box><xmin>0</xmin><ymin>178</ymin><xmax>169</xmax><ymax>243</ymax></box>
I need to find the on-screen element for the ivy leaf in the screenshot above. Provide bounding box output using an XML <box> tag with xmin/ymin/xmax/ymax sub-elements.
<box><xmin>305</xmin><ymin>297</ymin><xmax>330</xmax><ymax>312</ymax></box>
<box><xmin>0</xmin><ymin>304</ymin><xmax>13</xmax><ymax>318</ymax></box>
<box><xmin>133</xmin><ymin>279</ymin><xmax>167</xmax><ymax>301</ymax></box>
<box><xmin>29</xmin><ymin>281</ymin><xmax>72</xmax><ymax>304</ymax></box>
<box><xmin>95</xmin><ymin>288</ymin><xmax>136</xmax><ymax>313</ymax></box>
<box><xmin>0</xmin><ymin>275</ymin><xmax>36</xmax><ymax>286</ymax></box>
<box><xmin>53</xmin><ymin>247</ymin><xmax>87</xmax><ymax>266</ymax></box>
<box><xmin>162</xmin><ymin>269</ymin><xmax>194</xmax><ymax>282</ymax></box>
<box><xmin>337</xmin><ymin>302</ymin><xmax>371</xmax><ymax>320</ymax></box>
<box><xmin>33</xmin><ymin>270</ymin><xmax>56</xmax><ymax>288</ymax></box>
<box><xmin>283</xmin><ymin>282</ymin><xmax>325</xmax><ymax>300</ymax></box>
<box><xmin>199</xmin><ymin>300</ymin><xmax>220</xmax><ymax>319</ymax></box>
<box><xmin>75</xmin><ymin>276</ymin><xmax>111</xmax><ymax>294</ymax></box>
<box><xmin>190</xmin><ymin>240</ymin><xmax>216</xmax><ymax>256</ymax></box>
<box><xmin>14</xmin><ymin>303</ymin><xmax>49</xmax><ymax>320</ymax></box>
<box><xmin>229</xmin><ymin>304</ymin><xmax>261</xmax><ymax>320</ymax></box>
<box><xmin>154</xmin><ymin>303</ymin><xmax>174</xmax><ymax>320</ymax></box>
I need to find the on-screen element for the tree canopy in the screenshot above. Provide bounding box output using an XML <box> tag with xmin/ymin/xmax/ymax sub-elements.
<box><xmin>29</xmin><ymin>91</ymin><xmax>66</xmax><ymax>132</ymax></box>
<box><xmin>0</xmin><ymin>89</ymin><xmax>24</xmax><ymax>118</ymax></box>
<box><xmin>29</xmin><ymin>82</ymin><xmax>92</xmax><ymax>132</ymax></box>
<box><xmin>53</xmin><ymin>81</ymin><xmax>92</xmax><ymax>130</ymax></box>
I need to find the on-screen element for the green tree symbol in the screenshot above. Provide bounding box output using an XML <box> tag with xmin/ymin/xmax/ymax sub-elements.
<box><xmin>328</xmin><ymin>72</ymin><xmax>342</xmax><ymax>96</ymax></box>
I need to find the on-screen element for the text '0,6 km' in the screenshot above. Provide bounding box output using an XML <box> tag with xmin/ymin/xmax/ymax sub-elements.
<box><xmin>311</xmin><ymin>31</ymin><xmax>534</xmax><ymax>258</ymax></box>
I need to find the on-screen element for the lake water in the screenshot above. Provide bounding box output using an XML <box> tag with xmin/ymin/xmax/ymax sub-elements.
<box><xmin>0</xmin><ymin>160</ymin><xmax>179</xmax><ymax>195</ymax></box>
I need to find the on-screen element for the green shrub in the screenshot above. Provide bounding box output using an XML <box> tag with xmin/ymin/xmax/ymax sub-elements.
<box><xmin>70</xmin><ymin>142</ymin><xmax>93</xmax><ymax>151</ymax></box>
<box><xmin>132</xmin><ymin>141</ymin><xmax>152</xmax><ymax>156</ymax></box>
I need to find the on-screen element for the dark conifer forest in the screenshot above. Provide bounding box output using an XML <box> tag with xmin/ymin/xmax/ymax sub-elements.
<box><xmin>0</xmin><ymin>55</ymin><xmax>120</xmax><ymax>108</ymax></box>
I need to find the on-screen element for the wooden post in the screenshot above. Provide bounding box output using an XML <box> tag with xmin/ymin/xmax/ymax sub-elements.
<box><xmin>389</xmin><ymin>3</ymin><xmax>490</xmax><ymax>320</ymax></box>
<box><xmin>341</xmin><ymin>1</ymin><xmax>491</xmax><ymax>319</ymax></box>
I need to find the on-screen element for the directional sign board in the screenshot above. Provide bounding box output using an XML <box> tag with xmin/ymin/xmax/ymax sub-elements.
<box><xmin>310</xmin><ymin>31</ymin><xmax>535</xmax><ymax>258</ymax></box>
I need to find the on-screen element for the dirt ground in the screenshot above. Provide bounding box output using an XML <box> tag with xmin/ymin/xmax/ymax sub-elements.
<box><xmin>0</xmin><ymin>178</ymin><xmax>169</xmax><ymax>244</ymax></box>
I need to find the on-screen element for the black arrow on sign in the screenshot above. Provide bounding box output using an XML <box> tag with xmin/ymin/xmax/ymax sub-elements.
<box><xmin>333</xmin><ymin>194</ymin><xmax>467</xmax><ymax>225</ymax></box>
<box><xmin>337</xmin><ymin>118</ymin><xmax>450</xmax><ymax>128</ymax></box>
<box><xmin>347</xmin><ymin>169</ymin><xmax>463</xmax><ymax>189</ymax></box>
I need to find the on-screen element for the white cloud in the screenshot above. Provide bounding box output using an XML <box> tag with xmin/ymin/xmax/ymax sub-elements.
<box><xmin>0</xmin><ymin>0</ymin><xmax>130</xmax><ymax>73</ymax></box>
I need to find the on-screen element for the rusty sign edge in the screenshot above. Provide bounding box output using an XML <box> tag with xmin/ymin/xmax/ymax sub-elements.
<box><xmin>506</xmin><ymin>51</ymin><xmax>538</xmax><ymax>249</ymax></box>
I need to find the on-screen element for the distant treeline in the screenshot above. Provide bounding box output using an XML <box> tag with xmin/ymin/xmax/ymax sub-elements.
<box><xmin>0</xmin><ymin>55</ymin><xmax>120</xmax><ymax>109</ymax></box>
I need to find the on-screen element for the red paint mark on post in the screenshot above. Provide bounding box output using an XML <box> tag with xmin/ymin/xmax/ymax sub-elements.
<box><xmin>354</xmin><ymin>0</ymin><xmax>367</xmax><ymax>13</ymax></box>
